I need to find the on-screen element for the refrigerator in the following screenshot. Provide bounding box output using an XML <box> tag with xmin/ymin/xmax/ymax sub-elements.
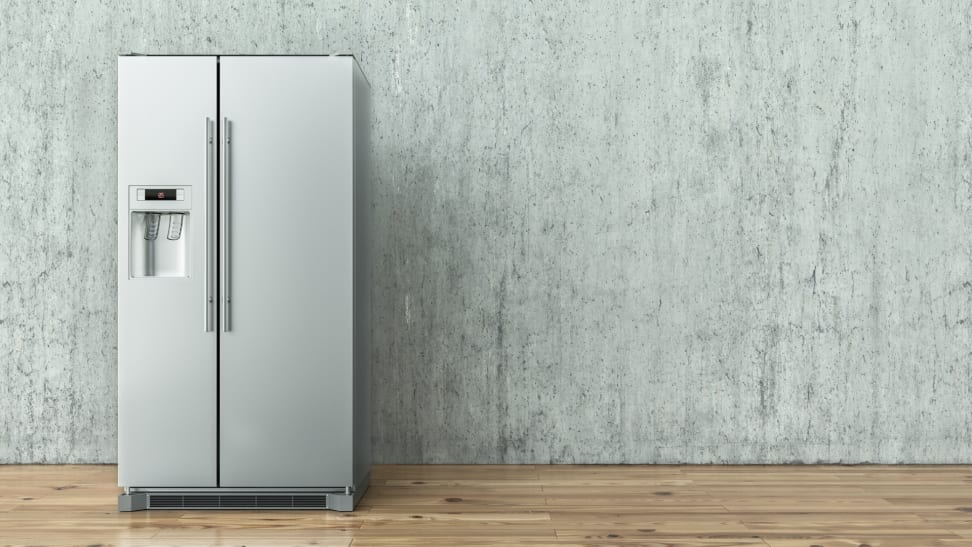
<box><xmin>116</xmin><ymin>55</ymin><xmax>371</xmax><ymax>512</ymax></box>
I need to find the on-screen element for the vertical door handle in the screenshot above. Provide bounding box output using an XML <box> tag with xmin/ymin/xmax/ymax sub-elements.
<box><xmin>204</xmin><ymin>117</ymin><xmax>215</xmax><ymax>332</ymax></box>
<box><xmin>222</xmin><ymin>117</ymin><xmax>232</xmax><ymax>332</ymax></box>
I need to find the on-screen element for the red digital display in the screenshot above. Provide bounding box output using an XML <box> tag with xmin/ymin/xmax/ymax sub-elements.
<box><xmin>145</xmin><ymin>188</ymin><xmax>177</xmax><ymax>201</ymax></box>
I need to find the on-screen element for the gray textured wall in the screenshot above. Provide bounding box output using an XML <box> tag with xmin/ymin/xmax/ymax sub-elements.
<box><xmin>2</xmin><ymin>1</ymin><xmax>971</xmax><ymax>464</ymax></box>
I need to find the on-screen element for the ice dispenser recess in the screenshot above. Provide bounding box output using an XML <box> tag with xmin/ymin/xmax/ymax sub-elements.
<box><xmin>129</xmin><ymin>186</ymin><xmax>191</xmax><ymax>278</ymax></box>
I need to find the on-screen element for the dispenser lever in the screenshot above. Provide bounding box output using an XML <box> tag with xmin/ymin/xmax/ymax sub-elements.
<box><xmin>167</xmin><ymin>213</ymin><xmax>184</xmax><ymax>240</ymax></box>
<box><xmin>144</xmin><ymin>213</ymin><xmax>161</xmax><ymax>240</ymax></box>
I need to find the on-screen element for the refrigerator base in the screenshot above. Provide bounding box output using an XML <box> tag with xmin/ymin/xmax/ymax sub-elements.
<box><xmin>118</xmin><ymin>474</ymin><xmax>370</xmax><ymax>512</ymax></box>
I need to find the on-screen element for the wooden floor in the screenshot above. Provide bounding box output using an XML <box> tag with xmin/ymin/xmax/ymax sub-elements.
<box><xmin>0</xmin><ymin>465</ymin><xmax>971</xmax><ymax>546</ymax></box>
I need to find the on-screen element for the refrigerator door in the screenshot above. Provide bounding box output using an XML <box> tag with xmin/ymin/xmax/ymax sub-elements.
<box><xmin>219</xmin><ymin>57</ymin><xmax>354</xmax><ymax>487</ymax></box>
<box><xmin>118</xmin><ymin>56</ymin><xmax>218</xmax><ymax>487</ymax></box>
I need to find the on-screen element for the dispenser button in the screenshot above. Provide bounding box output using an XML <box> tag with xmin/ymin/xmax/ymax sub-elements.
<box><xmin>176</xmin><ymin>189</ymin><xmax>185</xmax><ymax>200</ymax></box>
<box><xmin>167</xmin><ymin>213</ymin><xmax>184</xmax><ymax>240</ymax></box>
<box><xmin>144</xmin><ymin>213</ymin><xmax>161</xmax><ymax>240</ymax></box>
<box><xmin>136</xmin><ymin>189</ymin><xmax>145</xmax><ymax>201</ymax></box>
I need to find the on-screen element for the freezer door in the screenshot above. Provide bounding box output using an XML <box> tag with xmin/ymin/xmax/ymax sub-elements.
<box><xmin>219</xmin><ymin>57</ymin><xmax>354</xmax><ymax>487</ymax></box>
<box><xmin>117</xmin><ymin>56</ymin><xmax>218</xmax><ymax>487</ymax></box>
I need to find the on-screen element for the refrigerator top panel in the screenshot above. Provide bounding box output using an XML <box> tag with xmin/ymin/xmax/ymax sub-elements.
<box><xmin>119</xmin><ymin>53</ymin><xmax>357</xmax><ymax>57</ymax></box>
<box><xmin>117</xmin><ymin>54</ymin><xmax>370</xmax><ymax>86</ymax></box>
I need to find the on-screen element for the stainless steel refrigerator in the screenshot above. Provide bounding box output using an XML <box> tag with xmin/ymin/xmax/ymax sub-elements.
<box><xmin>117</xmin><ymin>55</ymin><xmax>371</xmax><ymax>512</ymax></box>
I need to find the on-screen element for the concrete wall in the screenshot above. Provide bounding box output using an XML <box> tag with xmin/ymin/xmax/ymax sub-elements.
<box><xmin>2</xmin><ymin>1</ymin><xmax>971</xmax><ymax>464</ymax></box>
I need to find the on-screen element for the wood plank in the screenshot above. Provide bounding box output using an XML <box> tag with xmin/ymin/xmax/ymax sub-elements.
<box><xmin>362</xmin><ymin>504</ymin><xmax>732</xmax><ymax>514</ymax></box>
<box><xmin>554</xmin><ymin>529</ymin><xmax>768</xmax><ymax>544</ymax></box>
<box><xmin>550</xmin><ymin>518</ymin><xmax>752</xmax><ymax>534</ymax></box>
<box><xmin>544</xmin><ymin>496</ymin><xmax>727</xmax><ymax>507</ymax></box>
<box><xmin>350</xmin><ymin>538</ymin><xmax>575</xmax><ymax>546</ymax></box>
<box><xmin>354</xmin><ymin>522</ymin><xmax>556</xmax><ymax>539</ymax></box>
<box><xmin>360</xmin><ymin>494</ymin><xmax>550</xmax><ymax>507</ymax></box>
<box><xmin>382</xmin><ymin>478</ymin><xmax>694</xmax><ymax>487</ymax></box>
<box><xmin>372</xmin><ymin>465</ymin><xmax>538</xmax><ymax>480</ymax></box>
<box><xmin>366</xmin><ymin>484</ymin><xmax>545</xmax><ymax>496</ymax></box>
<box><xmin>535</xmin><ymin>465</ymin><xmax>685</xmax><ymax>480</ymax></box>
<box><xmin>740</xmin><ymin>520</ymin><xmax>959</xmax><ymax>536</ymax></box>
<box><xmin>764</xmin><ymin>540</ymin><xmax>967</xmax><ymax>547</ymax></box>
<box><xmin>341</xmin><ymin>511</ymin><xmax>552</xmax><ymax>523</ymax></box>
<box><xmin>539</xmin><ymin>485</ymin><xmax>710</xmax><ymax>496</ymax></box>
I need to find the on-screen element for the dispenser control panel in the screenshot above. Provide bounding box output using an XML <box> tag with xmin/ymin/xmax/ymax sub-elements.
<box><xmin>129</xmin><ymin>186</ymin><xmax>191</xmax><ymax>211</ymax></box>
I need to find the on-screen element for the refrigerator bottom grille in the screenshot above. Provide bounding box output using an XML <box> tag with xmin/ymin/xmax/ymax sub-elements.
<box><xmin>148</xmin><ymin>494</ymin><xmax>327</xmax><ymax>510</ymax></box>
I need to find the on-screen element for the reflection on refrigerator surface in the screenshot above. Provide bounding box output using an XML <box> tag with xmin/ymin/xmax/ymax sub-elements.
<box><xmin>130</xmin><ymin>211</ymin><xmax>188</xmax><ymax>277</ymax></box>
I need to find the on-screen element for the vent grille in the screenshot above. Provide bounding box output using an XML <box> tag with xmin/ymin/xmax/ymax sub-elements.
<box><xmin>293</xmin><ymin>495</ymin><xmax>327</xmax><ymax>508</ymax></box>
<box><xmin>257</xmin><ymin>495</ymin><xmax>292</xmax><ymax>508</ymax></box>
<box><xmin>220</xmin><ymin>495</ymin><xmax>256</xmax><ymax>508</ymax></box>
<box><xmin>148</xmin><ymin>493</ymin><xmax>329</xmax><ymax>510</ymax></box>
<box><xmin>191</xmin><ymin>495</ymin><xmax>219</xmax><ymax>508</ymax></box>
<box><xmin>150</xmin><ymin>495</ymin><xmax>183</xmax><ymax>508</ymax></box>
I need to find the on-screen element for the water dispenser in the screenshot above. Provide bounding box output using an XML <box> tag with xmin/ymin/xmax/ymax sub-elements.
<box><xmin>129</xmin><ymin>186</ymin><xmax>191</xmax><ymax>278</ymax></box>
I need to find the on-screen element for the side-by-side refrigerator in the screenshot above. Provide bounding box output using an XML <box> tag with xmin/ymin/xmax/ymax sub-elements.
<box><xmin>117</xmin><ymin>55</ymin><xmax>371</xmax><ymax>512</ymax></box>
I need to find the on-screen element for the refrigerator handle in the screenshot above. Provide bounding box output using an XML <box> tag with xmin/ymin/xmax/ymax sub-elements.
<box><xmin>205</xmin><ymin>117</ymin><xmax>215</xmax><ymax>332</ymax></box>
<box><xmin>222</xmin><ymin>117</ymin><xmax>231</xmax><ymax>332</ymax></box>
